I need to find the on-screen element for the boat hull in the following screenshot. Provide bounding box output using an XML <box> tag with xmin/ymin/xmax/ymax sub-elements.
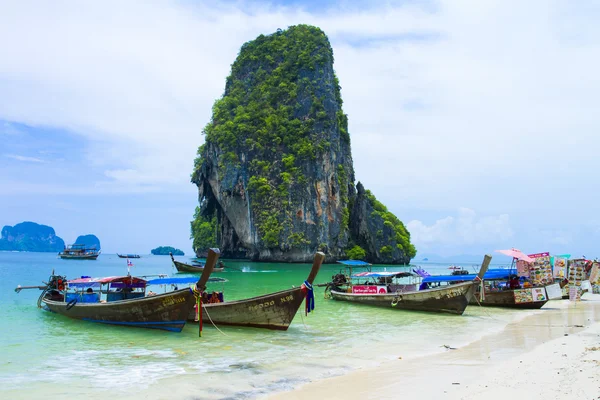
<box><xmin>43</xmin><ymin>288</ymin><xmax>194</xmax><ymax>332</ymax></box>
<box><xmin>173</xmin><ymin>260</ymin><xmax>224</xmax><ymax>273</ymax></box>
<box><xmin>330</xmin><ymin>282</ymin><xmax>475</xmax><ymax>315</ymax></box>
<box><xmin>189</xmin><ymin>287</ymin><xmax>307</xmax><ymax>330</ymax></box>
<box><xmin>469</xmin><ymin>290</ymin><xmax>548</xmax><ymax>309</ymax></box>
<box><xmin>117</xmin><ymin>254</ymin><xmax>140</xmax><ymax>258</ymax></box>
<box><xmin>59</xmin><ymin>254</ymin><xmax>99</xmax><ymax>260</ymax></box>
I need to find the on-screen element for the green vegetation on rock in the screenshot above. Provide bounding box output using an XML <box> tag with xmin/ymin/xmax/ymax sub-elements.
<box><xmin>346</xmin><ymin>245</ymin><xmax>366</xmax><ymax>260</ymax></box>
<box><xmin>365</xmin><ymin>190</ymin><xmax>417</xmax><ymax>259</ymax></box>
<box><xmin>190</xmin><ymin>207</ymin><xmax>217</xmax><ymax>254</ymax></box>
<box><xmin>151</xmin><ymin>246</ymin><xmax>184</xmax><ymax>256</ymax></box>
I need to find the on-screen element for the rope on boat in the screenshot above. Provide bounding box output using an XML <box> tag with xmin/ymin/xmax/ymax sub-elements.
<box><xmin>299</xmin><ymin>307</ymin><xmax>308</xmax><ymax>330</ymax></box>
<box><xmin>201</xmin><ymin>303</ymin><xmax>229</xmax><ymax>337</ymax></box>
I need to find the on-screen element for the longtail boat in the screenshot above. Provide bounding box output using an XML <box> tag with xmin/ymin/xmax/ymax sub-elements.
<box><xmin>117</xmin><ymin>254</ymin><xmax>141</xmax><ymax>258</ymax></box>
<box><xmin>188</xmin><ymin>251</ymin><xmax>324</xmax><ymax>330</ymax></box>
<box><xmin>16</xmin><ymin>249</ymin><xmax>220</xmax><ymax>332</ymax></box>
<box><xmin>170</xmin><ymin>252</ymin><xmax>224</xmax><ymax>273</ymax></box>
<box><xmin>421</xmin><ymin>269</ymin><xmax>549</xmax><ymax>309</ymax></box>
<box><xmin>326</xmin><ymin>255</ymin><xmax>491</xmax><ymax>315</ymax></box>
<box><xmin>58</xmin><ymin>244</ymin><xmax>99</xmax><ymax>260</ymax></box>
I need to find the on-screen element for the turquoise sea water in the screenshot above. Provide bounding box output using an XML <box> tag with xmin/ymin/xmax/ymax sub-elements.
<box><xmin>0</xmin><ymin>252</ymin><xmax>534</xmax><ymax>399</ymax></box>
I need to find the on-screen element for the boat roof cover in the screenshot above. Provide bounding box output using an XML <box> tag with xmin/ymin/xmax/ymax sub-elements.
<box><xmin>337</xmin><ymin>260</ymin><xmax>371</xmax><ymax>266</ymax></box>
<box><xmin>146</xmin><ymin>277</ymin><xmax>228</xmax><ymax>285</ymax></box>
<box><xmin>352</xmin><ymin>271</ymin><xmax>414</xmax><ymax>278</ymax></box>
<box><xmin>68</xmin><ymin>276</ymin><xmax>147</xmax><ymax>288</ymax></box>
<box><xmin>421</xmin><ymin>269</ymin><xmax>514</xmax><ymax>284</ymax></box>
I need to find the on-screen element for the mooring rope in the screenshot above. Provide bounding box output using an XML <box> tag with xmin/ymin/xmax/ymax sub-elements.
<box><xmin>202</xmin><ymin>303</ymin><xmax>229</xmax><ymax>337</ymax></box>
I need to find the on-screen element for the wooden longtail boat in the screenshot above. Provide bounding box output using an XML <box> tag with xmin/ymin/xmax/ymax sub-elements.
<box><xmin>17</xmin><ymin>249</ymin><xmax>220</xmax><ymax>332</ymax></box>
<box><xmin>58</xmin><ymin>244</ymin><xmax>99</xmax><ymax>260</ymax></box>
<box><xmin>170</xmin><ymin>252</ymin><xmax>224</xmax><ymax>273</ymax></box>
<box><xmin>117</xmin><ymin>254</ymin><xmax>141</xmax><ymax>258</ymax></box>
<box><xmin>327</xmin><ymin>255</ymin><xmax>491</xmax><ymax>315</ymax></box>
<box><xmin>471</xmin><ymin>288</ymin><xmax>548</xmax><ymax>309</ymax></box>
<box><xmin>422</xmin><ymin>269</ymin><xmax>549</xmax><ymax>309</ymax></box>
<box><xmin>188</xmin><ymin>252</ymin><xmax>324</xmax><ymax>330</ymax></box>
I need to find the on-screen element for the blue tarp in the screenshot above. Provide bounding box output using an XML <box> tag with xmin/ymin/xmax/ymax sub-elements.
<box><xmin>352</xmin><ymin>271</ymin><xmax>413</xmax><ymax>278</ymax></box>
<box><xmin>421</xmin><ymin>269</ymin><xmax>515</xmax><ymax>284</ymax></box>
<box><xmin>146</xmin><ymin>277</ymin><xmax>228</xmax><ymax>285</ymax></box>
<box><xmin>337</xmin><ymin>260</ymin><xmax>371</xmax><ymax>266</ymax></box>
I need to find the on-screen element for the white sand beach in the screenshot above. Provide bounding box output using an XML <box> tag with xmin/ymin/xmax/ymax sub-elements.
<box><xmin>269</xmin><ymin>296</ymin><xmax>600</xmax><ymax>400</ymax></box>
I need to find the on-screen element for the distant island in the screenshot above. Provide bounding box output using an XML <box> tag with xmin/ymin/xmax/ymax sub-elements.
<box><xmin>151</xmin><ymin>246</ymin><xmax>184</xmax><ymax>256</ymax></box>
<box><xmin>73</xmin><ymin>234</ymin><xmax>101</xmax><ymax>250</ymax></box>
<box><xmin>0</xmin><ymin>221</ymin><xmax>65</xmax><ymax>252</ymax></box>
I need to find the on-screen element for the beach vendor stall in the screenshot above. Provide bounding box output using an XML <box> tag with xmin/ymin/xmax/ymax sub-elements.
<box><xmin>565</xmin><ymin>259</ymin><xmax>594</xmax><ymax>300</ymax></box>
<box><xmin>590</xmin><ymin>261</ymin><xmax>600</xmax><ymax>294</ymax></box>
<box><xmin>420</xmin><ymin>268</ymin><xmax>550</xmax><ymax>309</ymax></box>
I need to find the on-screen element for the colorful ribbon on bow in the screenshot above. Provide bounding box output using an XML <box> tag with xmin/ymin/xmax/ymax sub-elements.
<box><xmin>301</xmin><ymin>280</ymin><xmax>315</xmax><ymax>315</ymax></box>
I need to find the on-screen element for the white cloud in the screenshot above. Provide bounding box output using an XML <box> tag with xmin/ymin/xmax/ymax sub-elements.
<box><xmin>4</xmin><ymin>154</ymin><xmax>45</xmax><ymax>163</ymax></box>
<box><xmin>0</xmin><ymin>0</ymin><xmax>598</xmax><ymax>254</ymax></box>
<box><xmin>407</xmin><ymin>208</ymin><xmax>513</xmax><ymax>249</ymax></box>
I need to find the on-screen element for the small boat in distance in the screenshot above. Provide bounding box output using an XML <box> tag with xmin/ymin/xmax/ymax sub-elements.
<box><xmin>59</xmin><ymin>244</ymin><xmax>99</xmax><ymax>260</ymax></box>
<box><xmin>170</xmin><ymin>252</ymin><xmax>224</xmax><ymax>273</ymax></box>
<box><xmin>117</xmin><ymin>254</ymin><xmax>141</xmax><ymax>258</ymax></box>
<box><xmin>325</xmin><ymin>255</ymin><xmax>492</xmax><ymax>315</ymax></box>
<box><xmin>188</xmin><ymin>251</ymin><xmax>324</xmax><ymax>330</ymax></box>
<box><xmin>15</xmin><ymin>249</ymin><xmax>221</xmax><ymax>332</ymax></box>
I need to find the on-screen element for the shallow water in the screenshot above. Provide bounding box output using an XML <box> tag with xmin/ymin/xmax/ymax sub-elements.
<box><xmin>0</xmin><ymin>252</ymin><xmax>534</xmax><ymax>399</ymax></box>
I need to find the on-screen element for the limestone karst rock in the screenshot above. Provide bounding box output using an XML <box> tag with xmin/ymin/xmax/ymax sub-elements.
<box><xmin>192</xmin><ymin>25</ymin><xmax>415</xmax><ymax>263</ymax></box>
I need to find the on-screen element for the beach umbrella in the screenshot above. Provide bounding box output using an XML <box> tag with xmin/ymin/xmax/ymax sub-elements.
<box><xmin>495</xmin><ymin>248</ymin><xmax>534</xmax><ymax>263</ymax></box>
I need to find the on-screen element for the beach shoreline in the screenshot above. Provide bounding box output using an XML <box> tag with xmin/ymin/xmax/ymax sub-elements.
<box><xmin>267</xmin><ymin>296</ymin><xmax>600</xmax><ymax>400</ymax></box>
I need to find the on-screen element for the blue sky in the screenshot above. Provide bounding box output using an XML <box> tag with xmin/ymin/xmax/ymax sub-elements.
<box><xmin>1</xmin><ymin>0</ymin><xmax>599</xmax><ymax>257</ymax></box>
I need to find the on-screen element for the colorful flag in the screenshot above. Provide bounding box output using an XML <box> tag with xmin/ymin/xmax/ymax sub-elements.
<box><xmin>127</xmin><ymin>259</ymin><xmax>133</xmax><ymax>267</ymax></box>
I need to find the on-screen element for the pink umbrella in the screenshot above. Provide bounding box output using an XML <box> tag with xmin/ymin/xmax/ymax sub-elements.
<box><xmin>495</xmin><ymin>248</ymin><xmax>534</xmax><ymax>263</ymax></box>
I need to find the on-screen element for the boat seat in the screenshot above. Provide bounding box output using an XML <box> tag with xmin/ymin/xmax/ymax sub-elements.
<box><xmin>65</xmin><ymin>292</ymin><xmax>100</xmax><ymax>303</ymax></box>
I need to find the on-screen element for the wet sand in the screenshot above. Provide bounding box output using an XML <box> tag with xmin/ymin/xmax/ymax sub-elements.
<box><xmin>268</xmin><ymin>295</ymin><xmax>600</xmax><ymax>400</ymax></box>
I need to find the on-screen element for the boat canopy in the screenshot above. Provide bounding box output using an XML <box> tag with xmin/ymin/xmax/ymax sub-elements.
<box><xmin>337</xmin><ymin>260</ymin><xmax>371</xmax><ymax>266</ymax></box>
<box><xmin>421</xmin><ymin>269</ymin><xmax>514</xmax><ymax>284</ymax></box>
<box><xmin>146</xmin><ymin>277</ymin><xmax>228</xmax><ymax>285</ymax></box>
<box><xmin>352</xmin><ymin>271</ymin><xmax>414</xmax><ymax>278</ymax></box>
<box><xmin>68</xmin><ymin>276</ymin><xmax>147</xmax><ymax>288</ymax></box>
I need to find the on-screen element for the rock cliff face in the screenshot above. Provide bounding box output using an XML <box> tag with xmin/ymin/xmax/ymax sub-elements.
<box><xmin>192</xmin><ymin>25</ymin><xmax>415</xmax><ymax>264</ymax></box>
<box><xmin>0</xmin><ymin>221</ymin><xmax>65</xmax><ymax>252</ymax></box>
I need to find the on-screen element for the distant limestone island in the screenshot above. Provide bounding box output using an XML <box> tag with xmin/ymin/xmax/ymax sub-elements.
<box><xmin>151</xmin><ymin>246</ymin><xmax>184</xmax><ymax>256</ymax></box>
<box><xmin>73</xmin><ymin>234</ymin><xmax>101</xmax><ymax>251</ymax></box>
<box><xmin>190</xmin><ymin>25</ymin><xmax>416</xmax><ymax>264</ymax></box>
<box><xmin>0</xmin><ymin>221</ymin><xmax>100</xmax><ymax>253</ymax></box>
